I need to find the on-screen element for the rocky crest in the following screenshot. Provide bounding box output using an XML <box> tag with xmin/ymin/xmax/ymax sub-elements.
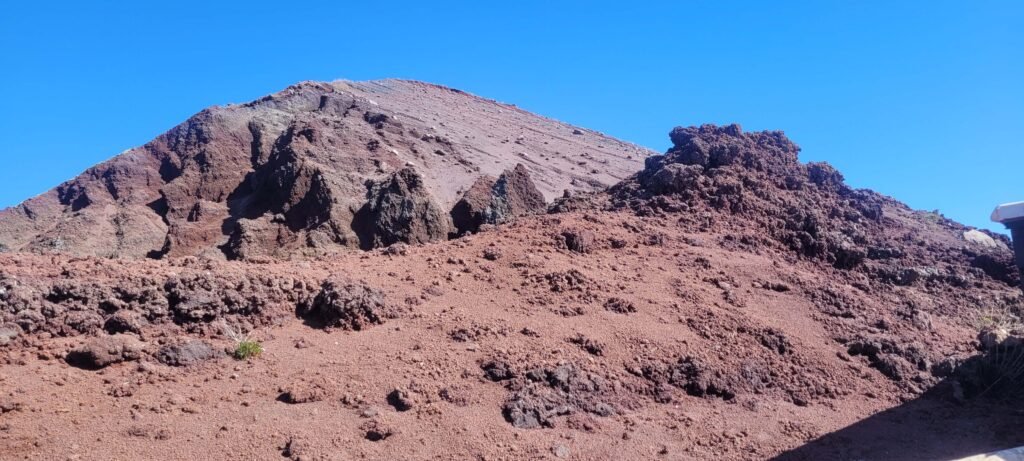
<box><xmin>605</xmin><ymin>124</ymin><xmax>1017</xmax><ymax>284</ymax></box>
<box><xmin>0</xmin><ymin>80</ymin><xmax>648</xmax><ymax>260</ymax></box>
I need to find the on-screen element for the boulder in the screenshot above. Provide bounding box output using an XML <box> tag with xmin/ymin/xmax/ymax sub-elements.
<box><xmin>963</xmin><ymin>229</ymin><xmax>1003</xmax><ymax>249</ymax></box>
<box><xmin>562</xmin><ymin>228</ymin><xmax>597</xmax><ymax>253</ymax></box>
<box><xmin>353</xmin><ymin>168</ymin><xmax>452</xmax><ymax>249</ymax></box>
<box><xmin>387</xmin><ymin>388</ymin><xmax>416</xmax><ymax>412</ymax></box>
<box><xmin>66</xmin><ymin>334</ymin><xmax>145</xmax><ymax>369</ymax></box>
<box><xmin>298</xmin><ymin>277</ymin><xmax>399</xmax><ymax>330</ymax></box>
<box><xmin>978</xmin><ymin>327</ymin><xmax>1022</xmax><ymax>351</ymax></box>
<box><xmin>103</xmin><ymin>312</ymin><xmax>143</xmax><ymax>334</ymax></box>
<box><xmin>450</xmin><ymin>174</ymin><xmax>497</xmax><ymax>233</ymax></box>
<box><xmin>451</xmin><ymin>164</ymin><xmax>546</xmax><ymax>235</ymax></box>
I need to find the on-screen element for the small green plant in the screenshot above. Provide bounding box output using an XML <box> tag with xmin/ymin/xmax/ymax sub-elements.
<box><xmin>222</xmin><ymin>321</ymin><xmax>263</xmax><ymax>360</ymax></box>
<box><xmin>234</xmin><ymin>340</ymin><xmax>264</xmax><ymax>360</ymax></box>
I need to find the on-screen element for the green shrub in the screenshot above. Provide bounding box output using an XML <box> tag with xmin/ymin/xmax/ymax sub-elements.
<box><xmin>234</xmin><ymin>340</ymin><xmax>264</xmax><ymax>360</ymax></box>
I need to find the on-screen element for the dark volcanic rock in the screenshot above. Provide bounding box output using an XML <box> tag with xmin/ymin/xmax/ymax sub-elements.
<box><xmin>562</xmin><ymin>228</ymin><xmax>597</xmax><ymax>253</ymax></box>
<box><xmin>0</xmin><ymin>265</ymin><xmax>314</xmax><ymax>343</ymax></box>
<box><xmin>500</xmin><ymin>363</ymin><xmax>620</xmax><ymax>429</ymax></box>
<box><xmin>493</xmin><ymin>164</ymin><xmax>547</xmax><ymax>220</ymax></box>
<box><xmin>603</xmin><ymin>297</ymin><xmax>636</xmax><ymax>314</ymax></box>
<box><xmin>451</xmin><ymin>164</ymin><xmax>546</xmax><ymax>235</ymax></box>
<box><xmin>297</xmin><ymin>277</ymin><xmax>399</xmax><ymax>330</ymax></box>
<box><xmin>361</xmin><ymin>420</ymin><xmax>397</xmax><ymax>442</ymax></box>
<box><xmin>631</xmin><ymin>356</ymin><xmax>737</xmax><ymax>401</ymax></box>
<box><xmin>450</xmin><ymin>175</ymin><xmax>497</xmax><ymax>234</ymax></box>
<box><xmin>971</xmin><ymin>253</ymin><xmax>1020</xmax><ymax>286</ymax></box>
<box><xmin>807</xmin><ymin>162</ymin><xmax>845</xmax><ymax>188</ymax></box>
<box><xmin>612</xmin><ymin>124</ymin><xmax>887</xmax><ymax>271</ymax></box>
<box><xmin>353</xmin><ymin>168</ymin><xmax>452</xmax><ymax>250</ymax></box>
<box><xmin>102</xmin><ymin>312</ymin><xmax>143</xmax><ymax>335</ymax></box>
<box><xmin>156</xmin><ymin>339</ymin><xmax>222</xmax><ymax>367</ymax></box>
<box><xmin>387</xmin><ymin>388</ymin><xmax>416</xmax><ymax>412</ymax></box>
<box><xmin>482</xmin><ymin>360</ymin><xmax>516</xmax><ymax>382</ymax></box>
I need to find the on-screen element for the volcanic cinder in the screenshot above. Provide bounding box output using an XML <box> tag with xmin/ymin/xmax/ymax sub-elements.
<box><xmin>0</xmin><ymin>81</ymin><xmax>1022</xmax><ymax>461</ymax></box>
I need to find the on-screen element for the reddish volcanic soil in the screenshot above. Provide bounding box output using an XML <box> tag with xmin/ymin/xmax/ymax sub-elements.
<box><xmin>1</xmin><ymin>208</ymin><xmax>1022</xmax><ymax>460</ymax></box>
<box><xmin>1</xmin><ymin>83</ymin><xmax>1023</xmax><ymax>460</ymax></box>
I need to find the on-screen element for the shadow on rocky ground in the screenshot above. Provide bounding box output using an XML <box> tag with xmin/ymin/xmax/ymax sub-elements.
<box><xmin>774</xmin><ymin>355</ymin><xmax>1024</xmax><ymax>461</ymax></box>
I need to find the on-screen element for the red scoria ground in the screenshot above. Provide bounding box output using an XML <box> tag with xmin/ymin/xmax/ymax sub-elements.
<box><xmin>1</xmin><ymin>208</ymin><xmax>1022</xmax><ymax>460</ymax></box>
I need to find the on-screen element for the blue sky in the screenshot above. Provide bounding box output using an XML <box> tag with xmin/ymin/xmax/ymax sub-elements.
<box><xmin>1</xmin><ymin>1</ymin><xmax>1021</xmax><ymax>232</ymax></box>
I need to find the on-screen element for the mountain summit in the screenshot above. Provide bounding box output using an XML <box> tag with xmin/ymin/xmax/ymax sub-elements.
<box><xmin>0</xmin><ymin>80</ymin><xmax>649</xmax><ymax>259</ymax></box>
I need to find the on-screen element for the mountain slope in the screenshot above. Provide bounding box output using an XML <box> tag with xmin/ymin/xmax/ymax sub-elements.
<box><xmin>0</xmin><ymin>80</ymin><xmax>649</xmax><ymax>259</ymax></box>
<box><xmin>0</xmin><ymin>121</ymin><xmax>1022</xmax><ymax>459</ymax></box>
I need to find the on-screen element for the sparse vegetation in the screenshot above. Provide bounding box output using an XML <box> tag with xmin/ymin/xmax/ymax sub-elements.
<box><xmin>975</xmin><ymin>305</ymin><xmax>1024</xmax><ymax>332</ymax></box>
<box><xmin>969</xmin><ymin>306</ymin><xmax>1024</xmax><ymax>400</ymax></box>
<box><xmin>222</xmin><ymin>321</ymin><xmax>263</xmax><ymax>360</ymax></box>
<box><xmin>973</xmin><ymin>337</ymin><xmax>1024</xmax><ymax>400</ymax></box>
<box><xmin>234</xmin><ymin>340</ymin><xmax>264</xmax><ymax>360</ymax></box>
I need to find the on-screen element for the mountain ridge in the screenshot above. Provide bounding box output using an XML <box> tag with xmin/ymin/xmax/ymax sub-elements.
<box><xmin>0</xmin><ymin>79</ymin><xmax>651</xmax><ymax>259</ymax></box>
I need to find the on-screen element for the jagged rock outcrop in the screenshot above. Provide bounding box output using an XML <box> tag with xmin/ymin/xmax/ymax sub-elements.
<box><xmin>612</xmin><ymin>124</ymin><xmax>874</xmax><ymax>269</ymax></box>
<box><xmin>450</xmin><ymin>164</ymin><xmax>547</xmax><ymax>235</ymax></box>
<box><xmin>607</xmin><ymin>123</ymin><xmax>1018</xmax><ymax>285</ymax></box>
<box><xmin>353</xmin><ymin>168</ymin><xmax>452</xmax><ymax>249</ymax></box>
<box><xmin>0</xmin><ymin>80</ymin><xmax>649</xmax><ymax>260</ymax></box>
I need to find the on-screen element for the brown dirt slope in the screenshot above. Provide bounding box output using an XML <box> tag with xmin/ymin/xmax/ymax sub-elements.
<box><xmin>0</xmin><ymin>80</ymin><xmax>649</xmax><ymax>259</ymax></box>
<box><xmin>0</xmin><ymin>117</ymin><xmax>1022</xmax><ymax>459</ymax></box>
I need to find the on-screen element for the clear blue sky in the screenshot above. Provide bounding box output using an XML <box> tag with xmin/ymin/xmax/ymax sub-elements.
<box><xmin>1</xmin><ymin>1</ymin><xmax>1021</xmax><ymax>232</ymax></box>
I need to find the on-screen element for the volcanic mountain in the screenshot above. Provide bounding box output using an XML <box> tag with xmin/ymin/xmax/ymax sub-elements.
<box><xmin>0</xmin><ymin>80</ymin><xmax>648</xmax><ymax>259</ymax></box>
<box><xmin>0</xmin><ymin>82</ymin><xmax>1022</xmax><ymax>460</ymax></box>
